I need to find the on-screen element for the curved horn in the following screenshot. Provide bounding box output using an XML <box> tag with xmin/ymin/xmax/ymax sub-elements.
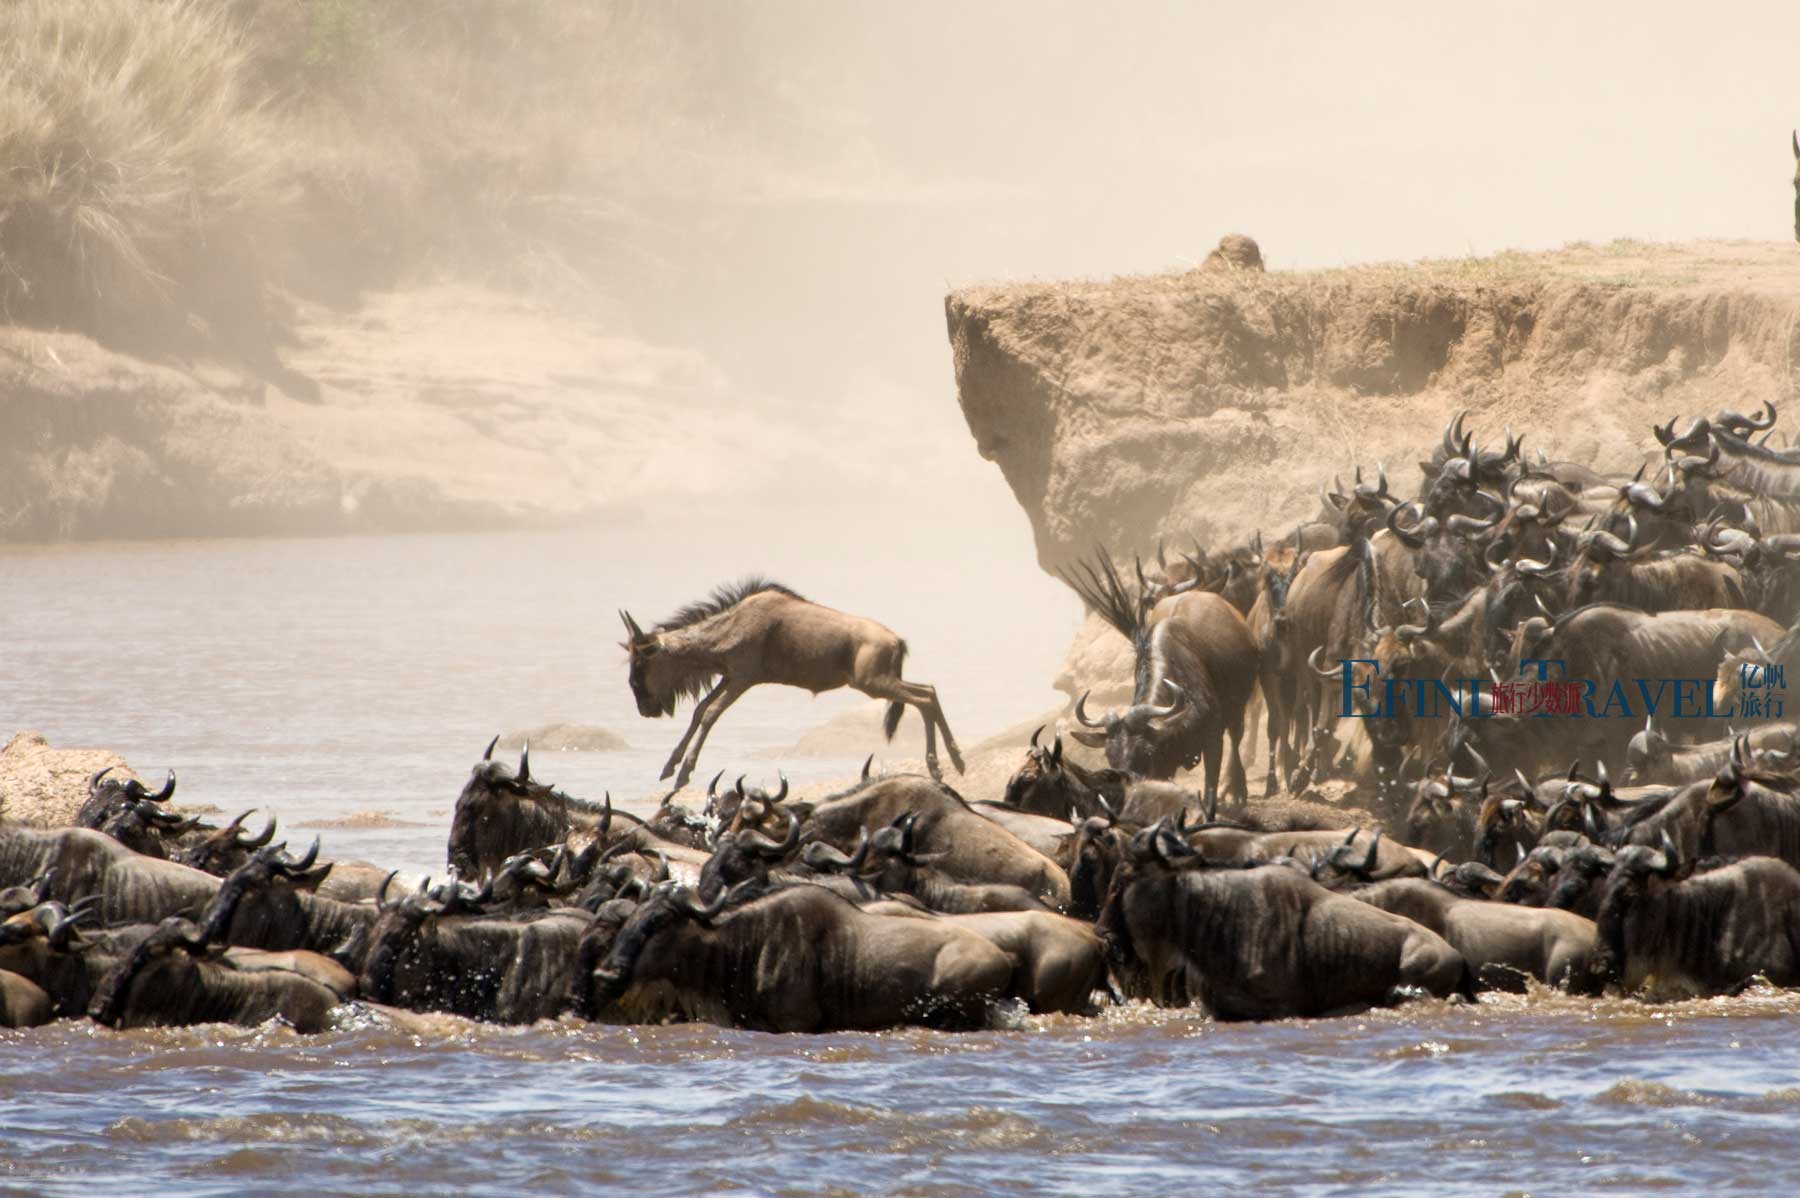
<box><xmin>770</xmin><ymin>773</ymin><xmax>789</xmax><ymax>804</ymax></box>
<box><xmin>516</xmin><ymin>742</ymin><xmax>531</xmax><ymax>783</ymax></box>
<box><xmin>1306</xmin><ymin>646</ymin><xmax>1341</xmax><ymax>680</ymax></box>
<box><xmin>1141</xmin><ymin>679</ymin><xmax>1189</xmax><ymax>721</ymax></box>
<box><xmin>707</xmin><ymin>770</ymin><xmax>724</xmax><ymax>799</ymax></box>
<box><xmin>145</xmin><ymin>771</ymin><xmax>176</xmax><ymax>802</ymax></box>
<box><xmin>861</xmin><ymin>753</ymin><xmax>874</xmax><ymax>782</ymax></box>
<box><xmin>87</xmin><ymin>765</ymin><xmax>115</xmax><ymax>794</ymax></box>
<box><xmin>1030</xmin><ymin>725</ymin><xmax>1045</xmax><ymax>749</ymax></box>
<box><xmin>482</xmin><ymin>735</ymin><xmax>499</xmax><ymax>762</ymax></box>
<box><xmin>1073</xmin><ymin>691</ymin><xmax>1109</xmax><ymax>728</ymax></box>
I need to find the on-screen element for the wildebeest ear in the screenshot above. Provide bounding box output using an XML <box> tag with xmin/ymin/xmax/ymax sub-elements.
<box><xmin>1418</xmin><ymin>461</ymin><xmax>1435</xmax><ymax>479</ymax></box>
<box><xmin>292</xmin><ymin>863</ymin><xmax>334</xmax><ymax>892</ymax></box>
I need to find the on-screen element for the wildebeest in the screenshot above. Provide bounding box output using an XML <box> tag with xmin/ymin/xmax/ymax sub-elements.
<box><xmin>1593</xmin><ymin>841</ymin><xmax>1800</xmax><ymax>997</ymax></box>
<box><xmin>1352</xmin><ymin>876</ymin><xmax>1602</xmax><ymax>993</ymax></box>
<box><xmin>447</xmin><ymin>739</ymin><xmax>672</xmax><ymax>882</ymax></box>
<box><xmin>1000</xmin><ymin>728</ymin><xmax>1126</xmax><ymax>822</ymax></box>
<box><xmin>359</xmin><ymin>886</ymin><xmax>590</xmax><ymax>1023</ymax></box>
<box><xmin>87</xmin><ymin>917</ymin><xmax>346</xmax><ymax>1032</ymax></box>
<box><xmin>586</xmin><ymin>883</ymin><xmax>1014</xmax><ymax>1031</ymax></box>
<box><xmin>1062</xmin><ymin>553</ymin><xmax>1257</xmax><ymax>799</ymax></box>
<box><xmin>802</xmin><ymin>774</ymin><xmax>1070</xmax><ymax>908</ymax></box>
<box><xmin>620</xmin><ymin>578</ymin><xmax>964</xmax><ymax>787</ymax></box>
<box><xmin>1096</xmin><ymin>823</ymin><xmax>1469</xmax><ymax>1018</ymax></box>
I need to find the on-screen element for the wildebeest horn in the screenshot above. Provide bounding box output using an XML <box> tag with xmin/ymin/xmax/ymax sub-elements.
<box><xmin>1307</xmin><ymin>646</ymin><xmax>1340</xmax><ymax>680</ymax></box>
<box><xmin>87</xmin><ymin>766</ymin><xmax>114</xmax><ymax>794</ymax></box>
<box><xmin>517</xmin><ymin>743</ymin><xmax>531</xmax><ymax>783</ymax></box>
<box><xmin>237</xmin><ymin>812</ymin><xmax>278</xmax><ymax>849</ymax></box>
<box><xmin>483</xmin><ymin>735</ymin><xmax>499</xmax><ymax>762</ymax></box>
<box><xmin>1030</xmin><ymin>725</ymin><xmax>1045</xmax><ymax>749</ymax></box>
<box><xmin>142</xmin><ymin>771</ymin><xmax>175</xmax><ymax>802</ymax></box>
<box><xmin>1143</xmin><ymin>679</ymin><xmax>1189</xmax><ymax>721</ymax></box>
<box><xmin>1443</xmin><ymin>411</ymin><xmax>1466</xmax><ymax>459</ymax></box>
<box><xmin>278</xmin><ymin>837</ymin><xmax>322</xmax><ymax>874</ymax></box>
<box><xmin>741</xmin><ymin>810</ymin><xmax>801</xmax><ymax>859</ymax></box>
<box><xmin>770</xmin><ymin>773</ymin><xmax>788</xmax><ymax>803</ymax></box>
<box><xmin>1074</xmin><ymin>691</ymin><xmax>1109</xmax><ymax>728</ymax></box>
<box><xmin>1445</xmin><ymin>513</ymin><xmax>1497</xmax><ymax>536</ymax></box>
<box><xmin>1387</xmin><ymin>502</ymin><xmax>1428</xmax><ymax>550</ymax></box>
<box><xmin>377</xmin><ymin>870</ymin><xmax>401</xmax><ymax>910</ymax></box>
<box><xmin>861</xmin><ymin>753</ymin><xmax>874</xmax><ymax>781</ymax></box>
<box><xmin>1513</xmin><ymin>769</ymin><xmax>1534</xmax><ymax>798</ymax></box>
<box><xmin>707</xmin><ymin>770</ymin><xmax>724</xmax><ymax>798</ymax></box>
<box><xmin>1658</xmin><ymin>829</ymin><xmax>1680</xmax><ymax>875</ymax></box>
<box><xmin>676</xmin><ymin>885</ymin><xmax>730</xmax><ymax>921</ymax></box>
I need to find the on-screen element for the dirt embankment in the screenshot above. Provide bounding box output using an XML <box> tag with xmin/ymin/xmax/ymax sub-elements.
<box><xmin>0</xmin><ymin>286</ymin><xmax>791</xmax><ymax>541</ymax></box>
<box><xmin>0</xmin><ymin>732</ymin><xmax>134</xmax><ymax>828</ymax></box>
<box><xmin>948</xmin><ymin>239</ymin><xmax>1800</xmax><ymax>700</ymax></box>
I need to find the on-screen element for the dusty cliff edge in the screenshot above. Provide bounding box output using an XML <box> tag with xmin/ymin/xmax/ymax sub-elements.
<box><xmin>947</xmin><ymin>239</ymin><xmax>1800</xmax><ymax>703</ymax></box>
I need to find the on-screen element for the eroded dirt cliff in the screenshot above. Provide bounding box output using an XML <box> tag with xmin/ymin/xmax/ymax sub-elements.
<box><xmin>948</xmin><ymin>239</ymin><xmax>1800</xmax><ymax>699</ymax></box>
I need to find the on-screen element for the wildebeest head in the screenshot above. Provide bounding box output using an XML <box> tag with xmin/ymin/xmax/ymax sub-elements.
<box><xmin>97</xmin><ymin>798</ymin><xmax>200</xmax><ymax>859</ymax></box>
<box><xmin>589</xmin><ymin>882</ymin><xmax>734</xmax><ymax>1008</ymax></box>
<box><xmin>74</xmin><ymin>767</ymin><xmax>176</xmax><ymax>830</ymax></box>
<box><xmin>696</xmin><ymin>809</ymin><xmax>799</xmax><ymax>901</ymax></box>
<box><xmin>447</xmin><ymin>737</ymin><xmax>594</xmax><ymax>881</ymax></box>
<box><xmin>199</xmin><ymin>839</ymin><xmax>332</xmax><ymax>946</ymax></box>
<box><xmin>174</xmin><ymin>810</ymin><xmax>279</xmax><ymax>876</ymax></box>
<box><xmin>87</xmin><ymin>916</ymin><xmax>214</xmax><ymax>1028</ymax></box>
<box><xmin>1070</xmin><ymin>681</ymin><xmax>1195</xmax><ymax>778</ymax></box>
<box><xmin>618</xmin><ymin>609</ymin><xmax>698</xmax><ymax>718</ymax></box>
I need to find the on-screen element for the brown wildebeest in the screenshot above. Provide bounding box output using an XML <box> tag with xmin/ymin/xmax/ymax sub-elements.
<box><xmin>619</xmin><ymin>578</ymin><xmax>963</xmax><ymax>789</ymax></box>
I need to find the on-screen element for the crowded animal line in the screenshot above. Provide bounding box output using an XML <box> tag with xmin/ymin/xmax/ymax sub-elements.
<box><xmin>5</xmin><ymin>401</ymin><xmax>1800</xmax><ymax>1034</ymax></box>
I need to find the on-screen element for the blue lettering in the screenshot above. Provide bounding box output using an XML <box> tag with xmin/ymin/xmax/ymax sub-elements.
<box><xmin>1341</xmin><ymin>659</ymin><xmax>1377</xmax><ymax>719</ymax></box>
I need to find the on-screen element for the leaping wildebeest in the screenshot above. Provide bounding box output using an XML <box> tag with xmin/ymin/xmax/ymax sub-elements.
<box><xmin>620</xmin><ymin>578</ymin><xmax>963</xmax><ymax>789</ymax></box>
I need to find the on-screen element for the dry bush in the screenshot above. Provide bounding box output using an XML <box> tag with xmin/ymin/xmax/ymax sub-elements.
<box><xmin>0</xmin><ymin>0</ymin><xmax>292</xmax><ymax>349</ymax></box>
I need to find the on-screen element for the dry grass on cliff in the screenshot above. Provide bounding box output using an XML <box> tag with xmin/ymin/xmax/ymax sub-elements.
<box><xmin>0</xmin><ymin>0</ymin><xmax>286</xmax><ymax>344</ymax></box>
<box><xmin>0</xmin><ymin>1</ymin><xmax>703</xmax><ymax>355</ymax></box>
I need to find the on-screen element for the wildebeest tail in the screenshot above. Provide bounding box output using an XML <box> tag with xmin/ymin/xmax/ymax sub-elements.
<box><xmin>884</xmin><ymin>700</ymin><xmax>906</xmax><ymax>740</ymax></box>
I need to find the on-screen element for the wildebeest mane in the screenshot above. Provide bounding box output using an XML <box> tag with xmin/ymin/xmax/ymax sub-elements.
<box><xmin>1057</xmin><ymin>547</ymin><xmax>1145</xmax><ymax>642</ymax></box>
<box><xmin>656</xmin><ymin>577</ymin><xmax>804</xmax><ymax>634</ymax></box>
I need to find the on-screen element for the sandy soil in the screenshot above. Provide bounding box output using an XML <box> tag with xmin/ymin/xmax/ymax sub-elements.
<box><xmin>0</xmin><ymin>731</ymin><xmax>135</xmax><ymax>828</ymax></box>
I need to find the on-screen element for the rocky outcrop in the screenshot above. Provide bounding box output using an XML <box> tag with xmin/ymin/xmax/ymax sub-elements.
<box><xmin>947</xmin><ymin>240</ymin><xmax>1800</xmax><ymax>578</ymax></box>
<box><xmin>0</xmin><ymin>732</ymin><xmax>135</xmax><ymax>828</ymax></box>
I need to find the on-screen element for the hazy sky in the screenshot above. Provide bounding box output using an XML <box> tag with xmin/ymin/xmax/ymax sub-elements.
<box><xmin>587</xmin><ymin>0</ymin><xmax>1799</xmax><ymax>600</ymax></box>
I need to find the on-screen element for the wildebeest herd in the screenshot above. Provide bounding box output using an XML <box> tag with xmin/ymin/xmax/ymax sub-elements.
<box><xmin>7</xmin><ymin>399</ymin><xmax>1800</xmax><ymax>1034</ymax></box>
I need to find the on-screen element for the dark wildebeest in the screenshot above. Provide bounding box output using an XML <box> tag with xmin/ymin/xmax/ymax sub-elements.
<box><xmin>359</xmin><ymin>887</ymin><xmax>591</xmax><ymax>1023</ymax></box>
<box><xmin>1593</xmin><ymin>840</ymin><xmax>1800</xmax><ymax>997</ymax></box>
<box><xmin>620</xmin><ymin>578</ymin><xmax>963</xmax><ymax>787</ymax></box>
<box><xmin>999</xmin><ymin>728</ymin><xmax>1127</xmax><ymax>822</ymax></box>
<box><xmin>1064</xmin><ymin>561</ymin><xmax>1258</xmax><ymax>802</ymax></box>
<box><xmin>88</xmin><ymin>917</ymin><xmax>347</xmax><ymax>1033</ymax></box>
<box><xmin>1095</xmin><ymin>822</ymin><xmax>1468</xmax><ymax>1018</ymax></box>
<box><xmin>586</xmin><ymin>883</ymin><xmax>1013</xmax><ymax>1031</ymax></box>
<box><xmin>446</xmin><ymin>740</ymin><xmax>703</xmax><ymax>883</ymax></box>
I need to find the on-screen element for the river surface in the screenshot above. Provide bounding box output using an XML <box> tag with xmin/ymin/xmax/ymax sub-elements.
<box><xmin>3</xmin><ymin>531</ymin><xmax>1799</xmax><ymax>1196</ymax></box>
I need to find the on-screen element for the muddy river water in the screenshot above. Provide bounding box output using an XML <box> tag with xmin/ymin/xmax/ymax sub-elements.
<box><xmin>3</xmin><ymin>531</ymin><xmax>1796</xmax><ymax>1196</ymax></box>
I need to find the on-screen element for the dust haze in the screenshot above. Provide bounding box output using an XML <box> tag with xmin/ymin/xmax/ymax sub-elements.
<box><xmin>5</xmin><ymin>0</ymin><xmax>1797</xmax><ymax>690</ymax></box>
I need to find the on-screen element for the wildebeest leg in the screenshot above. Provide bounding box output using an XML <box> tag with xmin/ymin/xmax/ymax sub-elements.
<box><xmin>1224</xmin><ymin>716</ymin><xmax>1249</xmax><ymax>807</ymax></box>
<box><xmin>865</xmin><ymin>678</ymin><xmax>965</xmax><ymax>778</ymax></box>
<box><xmin>667</xmin><ymin>679</ymin><xmax>752</xmax><ymax>790</ymax></box>
<box><xmin>1199</xmin><ymin>726</ymin><xmax>1225</xmax><ymax>814</ymax></box>
<box><xmin>661</xmin><ymin>679</ymin><xmax>729</xmax><ymax>781</ymax></box>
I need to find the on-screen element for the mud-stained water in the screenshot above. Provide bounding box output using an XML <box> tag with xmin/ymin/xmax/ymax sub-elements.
<box><xmin>5</xmin><ymin>532</ymin><xmax>1800</xmax><ymax>1195</ymax></box>
<box><xmin>6</xmin><ymin>992</ymin><xmax>1800</xmax><ymax>1197</ymax></box>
